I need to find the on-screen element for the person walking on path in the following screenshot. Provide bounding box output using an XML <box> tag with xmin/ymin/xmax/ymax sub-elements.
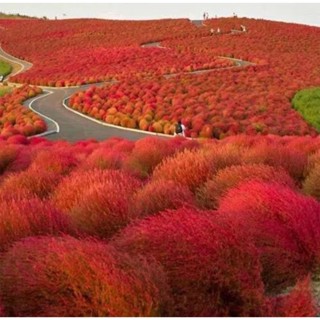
<box><xmin>174</xmin><ymin>120</ymin><xmax>186</xmax><ymax>137</ymax></box>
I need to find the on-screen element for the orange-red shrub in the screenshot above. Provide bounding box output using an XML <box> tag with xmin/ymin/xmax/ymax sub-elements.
<box><xmin>219</xmin><ymin>181</ymin><xmax>320</xmax><ymax>293</ymax></box>
<box><xmin>0</xmin><ymin>144</ymin><xmax>18</xmax><ymax>174</ymax></box>
<box><xmin>270</xmin><ymin>276</ymin><xmax>317</xmax><ymax>316</ymax></box>
<box><xmin>112</xmin><ymin>207</ymin><xmax>267</xmax><ymax>316</ymax></box>
<box><xmin>0</xmin><ymin>168</ymin><xmax>62</xmax><ymax>199</ymax></box>
<box><xmin>152</xmin><ymin>148</ymin><xmax>216</xmax><ymax>192</ymax></box>
<box><xmin>303</xmin><ymin>163</ymin><xmax>320</xmax><ymax>200</ymax></box>
<box><xmin>242</xmin><ymin>144</ymin><xmax>308</xmax><ymax>183</ymax></box>
<box><xmin>0</xmin><ymin>236</ymin><xmax>170</xmax><ymax>316</ymax></box>
<box><xmin>28</xmin><ymin>148</ymin><xmax>78</xmax><ymax>175</ymax></box>
<box><xmin>52</xmin><ymin>169</ymin><xmax>142</xmax><ymax>238</ymax></box>
<box><xmin>197</xmin><ymin>164</ymin><xmax>296</xmax><ymax>209</ymax></box>
<box><xmin>131</xmin><ymin>180</ymin><xmax>195</xmax><ymax>218</ymax></box>
<box><xmin>0</xmin><ymin>198</ymin><xmax>70</xmax><ymax>251</ymax></box>
<box><xmin>79</xmin><ymin>147</ymin><xmax>125</xmax><ymax>170</ymax></box>
<box><xmin>123</xmin><ymin>137</ymin><xmax>176</xmax><ymax>178</ymax></box>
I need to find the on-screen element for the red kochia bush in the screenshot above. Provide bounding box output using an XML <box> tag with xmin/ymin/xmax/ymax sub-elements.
<box><xmin>79</xmin><ymin>147</ymin><xmax>125</xmax><ymax>170</ymax></box>
<box><xmin>197</xmin><ymin>164</ymin><xmax>296</xmax><ymax>209</ymax></box>
<box><xmin>0</xmin><ymin>198</ymin><xmax>70</xmax><ymax>251</ymax></box>
<box><xmin>111</xmin><ymin>207</ymin><xmax>267</xmax><ymax>316</ymax></box>
<box><xmin>123</xmin><ymin>137</ymin><xmax>176</xmax><ymax>179</ymax></box>
<box><xmin>271</xmin><ymin>276</ymin><xmax>317</xmax><ymax>316</ymax></box>
<box><xmin>242</xmin><ymin>144</ymin><xmax>308</xmax><ymax>183</ymax></box>
<box><xmin>0</xmin><ymin>144</ymin><xmax>18</xmax><ymax>174</ymax></box>
<box><xmin>28</xmin><ymin>148</ymin><xmax>78</xmax><ymax>175</ymax></box>
<box><xmin>131</xmin><ymin>180</ymin><xmax>196</xmax><ymax>218</ymax></box>
<box><xmin>303</xmin><ymin>162</ymin><xmax>320</xmax><ymax>200</ymax></box>
<box><xmin>52</xmin><ymin>169</ymin><xmax>142</xmax><ymax>238</ymax></box>
<box><xmin>152</xmin><ymin>148</ymin><xmax>216</xmax><ymax>192</ymax></box>
<box><xmin>219</xmin><ymin>181</ymin><xmax>320</xmax><ymax>293</ymax></box>
<box><xmin>0</xmin><ymin>168</ymin><xmax>62</xmax><ymax>199</ymax></box>
<box><xmin>0</xmin><ymin>236</ymin><xmax>169</xmax><ymax>316</ymax></box>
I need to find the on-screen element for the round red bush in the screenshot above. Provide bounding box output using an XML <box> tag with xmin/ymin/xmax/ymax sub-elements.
<box><xmin>152</xmin><ymin>148</ymin><xmax>217</xmax><ymax>192</ymax></box>
<box><xmin>303</xmin><ymin>162</ymin><xmax>320</xmax><ymax>200</ymax></box>
<box><xmin>270</xmin><ymin>276</ymin><xmax>317</xmax><ymax>316</ymax></box>
<box><xmin>52</xmin><ymin>169</ymin><xmax>142</xmax><ymax>238</ymax></box>
<box><xmin>197</xmin><ymin>164</ymin><xmax>296</xmax><ymax>209</ymax></box>
<box><xmin>219</xmin><ymin>181</ymin><xmax>320</xmax><ymax>293</ymax></box>
<box><xmin>0</xmin><ymin>167</ymin><xmax>62</xmax><ymax>200</ymax></box>
<box><xmin>0</xmin><ymin>236</ymin><xmax>170</xmax><ymax>316</ymax></box>
<box><xmin>0</xmin><ymin>198</ymin><xmax>71</xmax><ymax>251</ymax></box>
<box><xmin>131</xmin><ymin>179</ymin><xmax>196</xmax><ymax>218</ymax></box>
<box><xmin>111</xmin><ymin>207</ymin><xmax>267</xmax><ymax>316</ymax></box>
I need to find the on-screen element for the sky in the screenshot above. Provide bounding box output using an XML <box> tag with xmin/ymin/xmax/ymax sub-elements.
<box><xmin>0</xmin><ymin>2</ymin><xmax>320</xmax><ymax>27</ymax></box>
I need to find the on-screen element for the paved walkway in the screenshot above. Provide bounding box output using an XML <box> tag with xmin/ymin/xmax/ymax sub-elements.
<box><xmin>0</xmin><ymin>33</ymin><xmax>253</xmax><ymax>142</ymax></box>
<box><xmin>23</xmin><ymin>87</ymin><xmax>154</xmax><ymax>142</ymax></box>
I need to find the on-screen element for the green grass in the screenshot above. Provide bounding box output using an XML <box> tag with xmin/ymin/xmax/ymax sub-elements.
<box><xmin>0</xmin><ymin>60</ymin><xmax>12</xmax><ymax>77</ymax></box>
<box><xmin>292</xmin><ymin>87</ymin><xmax>320</xmax><ymax>132</ymax></box>
<box><xmin>0</xmin><ymin>87</ymin><xmax>11</xmax><ymax>97</ymax></box>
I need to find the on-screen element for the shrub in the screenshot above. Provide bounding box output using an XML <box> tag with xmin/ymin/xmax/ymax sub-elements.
<box><xmin>271</xmin><ymin>276</ymin><xmax>317</xmax><ymax>316</ymax></box>
<box><xmin>131</xmin><ymin>179</ymin><xmax>195</xmax><ymax>218</ymax></box>
<box><xmin>0</xmin><ymin>168</ymin><xmax>62</xmax><ymax>199</ymax></box>
<box><xmin>303</xmin><ymin>162</ymin><xmax>320</xmax><ymax>200</ymax></box>
<box><xmin>0</xmin><ymin>144</ymin><xmax>18</xmax><ymax>174</ymax></box>
<box><xmin>0</xmin><ymin>236</ymin><xmax>170</xmax><ymax>316</ymax></box>
<box><xmin>197</xmin><ymin>164</ymin><xmax>296</xmax><ymax>209</ymax></box>
<box><xmin>152</xmin><ymin>148</ymin><xmax>217</xmax><ymax>192</ymax></box>
<box><xmin>242</xmin><ymin>144</ymin><xmax>308</xmax><ymax>183</ymax></box>
<box><xmin>79</xmin><ymin>147</ymin><xmax>124</xmax><ymax>170</ymax></box>
<box><xmin>52</xmin><ymin>169</ymin><xmax>142</xmax><ymax>238</ymax></box>
<box><xmin>29</xmin><ymin>148</ymin><xmax>78</xmax><ymax>175</ymax></box>
<box><xmin>123</xmin><ymin>137</ymin><xmax>176</xmax><ymax>178</ymax></box>
<box><xmin>219</xmin><ymin>181</ymin><xmax>320</xmax><ymax>293</ymax></box>
<box><xmin>112</xmin><ymin>207</ymin><xmax>267</xmax><ymax>316</ymax></box>
<box><xmin>0</xmin><ymin>198</ymin><xmax>71</xmax><ymax>251</ymax></box>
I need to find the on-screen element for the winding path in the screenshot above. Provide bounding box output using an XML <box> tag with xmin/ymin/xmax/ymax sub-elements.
<box><xmin>0</xmin><ymin>29</ymin><xmax>253</xmax><ymax>142</ymax></box>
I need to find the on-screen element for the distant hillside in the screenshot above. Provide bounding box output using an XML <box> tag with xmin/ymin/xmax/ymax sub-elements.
<box><xmin>0</xmin><ymin>12</ymin><xmax>40</xmax><ymax>19</ymax></box>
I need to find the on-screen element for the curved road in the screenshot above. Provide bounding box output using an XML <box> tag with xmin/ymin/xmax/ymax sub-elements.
<box><xmin>24</xmin><ymin>86</ymin><xmax>157</xmax><ymax>142</ymax></box>
<box><xmin>1</xmin><ymin>30</ymin><xmax>253</xmax><ymax>142</ymax></box>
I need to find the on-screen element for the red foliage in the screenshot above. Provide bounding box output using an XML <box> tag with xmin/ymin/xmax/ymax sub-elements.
<box><xmin>242</xmin><ymin>143</ymin><xmax>309</xmax><ymax>183</ymax></box>
<box><xmin>0</xmin><ymin>143</ymin><xmax>18</xmax><ymax>174</ymax></box>
<box><xmin>0</xmin><ymin>85</ymin><xmax>46</xmax><ymax>137</ymax></box>
<box><xmin>131</xmin><ymin>179</ymin><xmax>196</xmax><ymax>218</ymax></box>
<box><xmin>111</xmin><ymin>207</ymin><xmax>267</xmax><ymax>316</ymax></box>
<box><xmin>28</xmin><ymin>147</ymin><xmax>79</xmax><ymax>175</ymax></box>
<box><xmin>197</xmin><ymin>164</ymin><xmax>296</xmax><ymax>209</ymax></box>
<box><xmin>79</xmin><ymin>147</ymin><xmax>125</xmax><ymax>170</ymax></box>
<box><xmin>0</xmin><ymin>167</ymin><xmax>63</xmax><ymax>199</ymax></box>
<box><xmin>6</xmin><ymin>134</ymin><xmax>29</xmax><ymax>145</ymax></box>
<box><xmin>0</xmin><ymin>236</ymin><xmax>170</xmax><ymax>316</ymax></box>
<box><xmin>0</xmin><ymin>198</ymin><xmax>71</xmax><ymax>251</ymax></box>
<box><xmin>123</xmin><ymin>137</ymin><xmax>176</xmax><ymax>178</ymax></box>
<box><xmin>52</xmin><ymin>169</ymin><xmax>142</xmax><ymax>238</ymax></box>
<box><xmin>303</xmin><ymin>163</ymin><xmax>320</xmax><ymax>200</ymax></box>
<box><xmin>219</xmin><ymin>181</ymin><xmax>320</xmax><ymax>293</ymax></box>
<box><xmin>271</xmin><ymin>276</ymin><xmax>317</xmax><ymax>316</ymax></box>
<box><xmin>152</xmin><ymin>148</ymin><xmax>217</xmax><ymax>192</ymax></box>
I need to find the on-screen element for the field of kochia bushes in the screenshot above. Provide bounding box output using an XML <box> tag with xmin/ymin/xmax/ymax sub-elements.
<box><xmin>0</xmin><ymin>85</ymin><xmax>46</xmax><ymax>137</ymax></box>
<box><xmin>0</xmin><ymin>134</ymin><xmax>320</xmax><ymax>316</ymax></box>
<box><xmin>0</xmin><ymin>17</ymin><xmax>319</xmax><ymax>138</ymax></box>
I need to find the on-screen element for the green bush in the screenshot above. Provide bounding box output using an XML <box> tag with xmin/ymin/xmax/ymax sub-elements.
<box><xmin>0</xmin><ymin>60</ymin><xmax>12</xmax><ymax>77</ymax></box>
<box><xmin>292</xmin><ymin>87</ymin><xmax>320</xmax><ymax>132</ymax></box>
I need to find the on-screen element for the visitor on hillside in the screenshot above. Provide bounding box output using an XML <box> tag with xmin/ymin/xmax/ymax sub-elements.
<box><xmin>217</xmin><ymin>27</ymin><xmax>221</xmax><ymax>34</ymax></box>
<box><xmin>203</xmin><ymin>12</ymin><xmax>206</xmax><ymax>20</ymax></box>
<box><xmin>210</xmin><ymin>28</ymin><xmax>215</xmax><ymax>35</ymax></box>
<box><xmin>240</xmin><ymin>25</ymin><xmax>247</xmax><ymax>32</ymax></box>
<box><xmin>0</xmin><ymin>75</ymin><xmax>4</xmax><ymax>82</ymax></box>
<box><xmin>174</xmin><ymin>120</ymin><xmax>186</xmax><ymax>137</ymax></box>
